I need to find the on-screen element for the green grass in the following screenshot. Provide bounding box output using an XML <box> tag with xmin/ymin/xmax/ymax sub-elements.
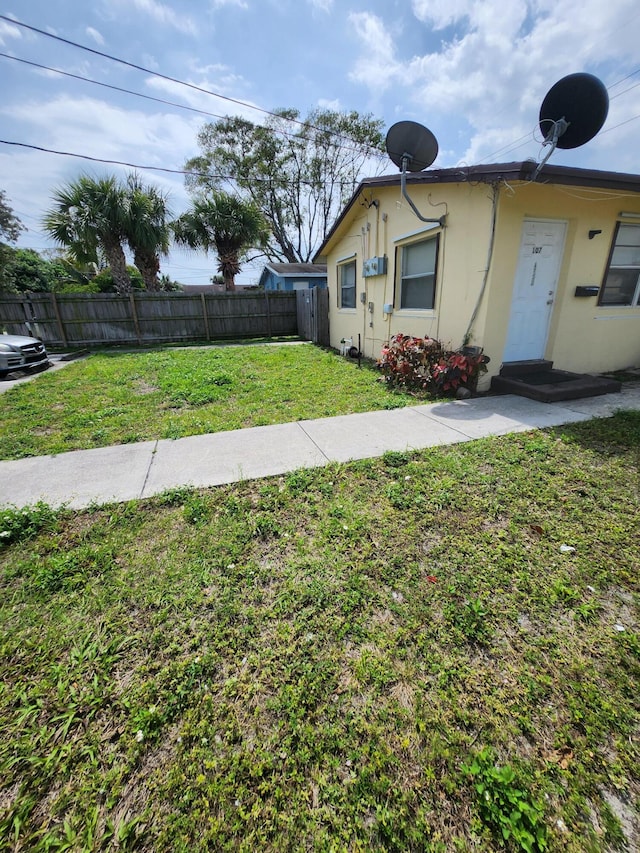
<box><xmin>1</xmin><ymin>412</ymin><xmax>638</xmax><ymax>851</ymax></box>
<box><xmin>0</xmin><ymin>344</ymin><xmax>410</xmax><ymax>460</ymax></box>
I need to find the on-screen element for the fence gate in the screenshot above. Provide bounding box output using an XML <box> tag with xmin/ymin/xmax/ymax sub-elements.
<box><xmin>296</xmin><ymin>288</ymin><xmax>329</xmax><ymax>346</ymax></box>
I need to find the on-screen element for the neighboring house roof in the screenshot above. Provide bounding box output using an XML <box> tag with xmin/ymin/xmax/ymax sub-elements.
<box><xmin>258</xmin><ymin>263</ymin><xmax>327</xmax><ymax>287</ymax></box>
<box><xmin>181</xmin><ymin>284</ymin><xmax>219</xmax><ymax>294</ymax></box>
<box><xmin>181</xmin><ymin>284</ymin><xmax>255</xmax><ymax>294</ymax></box>
<box><xmin>314</xmin><ymin>161</ymin><xmax>640</xmax><ymax>260</ymax></box>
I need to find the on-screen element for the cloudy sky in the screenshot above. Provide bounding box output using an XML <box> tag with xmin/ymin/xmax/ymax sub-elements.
<box><xmin>1</xmin><ymin>0</ymin><xmax>639</xmax><ymax>285</ymax></box>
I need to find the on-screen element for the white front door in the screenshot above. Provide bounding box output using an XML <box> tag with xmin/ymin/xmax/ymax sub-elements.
<box><xmin>503</xmin><ymin>219</ymin><xmax>567</xmax><ymax>362</ymax></box>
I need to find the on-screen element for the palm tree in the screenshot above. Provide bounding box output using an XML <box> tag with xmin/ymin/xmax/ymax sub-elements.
<box><xmin>124</xmin><ymin>174</ymin><xmax>171</xmax><ymax>291</ymax></box>
<box><xmin>43</xmin><ymin>175</ymin><xmax>131</xmax><ymax>293</ymax></box>
<box><xmin>173</xmin><ymin>193</ymin><xmax>269</xmax><ymax>291</ymax></box>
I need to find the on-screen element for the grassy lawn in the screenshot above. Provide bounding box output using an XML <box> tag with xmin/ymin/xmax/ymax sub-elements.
<box><xmin>0</xmin><ymin>344</ymin><xmax>409</xmax><ymax>461</ymax></box>
<box><xmin>1</xmin><ymin>412</ymin><xmax>638</xmax><ymax>851</ymax></box>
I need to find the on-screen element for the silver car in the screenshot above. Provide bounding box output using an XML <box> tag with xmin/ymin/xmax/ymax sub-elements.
<box><xmin>0</xmin><ymin>334</ymin><xmax>50</xmax><ymax>379</ymax></box>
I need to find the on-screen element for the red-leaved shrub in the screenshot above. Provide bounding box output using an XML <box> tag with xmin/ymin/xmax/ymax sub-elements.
<box><xmin>377</xmin><ymin>334</ymin><xmax>488</xmax><ymax>395</ymax></box>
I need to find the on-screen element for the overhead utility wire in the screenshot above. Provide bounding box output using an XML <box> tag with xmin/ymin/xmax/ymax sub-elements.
<box><xmin>609</xmin><ymin>80</ymin><xmax>640</xmax><ymax>100</ymax></box>
<box><xmin>598</xmin><ymin>111</ymin><xmax>640</xmax><ymax>136</ymax></box>
<box><xmin>607</xmin><ymin>68</ymin><xmax>640</xmax><ymax>90</ymax></box>
<box><xmin>0</xmin><ymin>53</ymin><xmax>383</xmax><ymax>155</ymax></box>
<box><xmin>0</xmin><ymin>15</ymin><xmax>385</xmax><ymax>157</ymax></box>
<box><xmin>0</xmin><ymin>53</ymin><xmax>230</xmax><ymax>122</ymax></box>
<box><xmin>0</xmin><ymin>15</ymin><xmax>292</xmax><ymax>121</ymax></box>
<box><xmin>0</xmin><ymin>139</ymin><xmax>217</xmax><ymax>176</ymax></box>
<box><xmin>479</xmin><ymin>133</ymin><xmax>534</xmax><ymax>163</ymax></box>
<box><xmin>0</xmin><ymin>139</ymin><xmax>358</xmax><ymax>190</ymax></box>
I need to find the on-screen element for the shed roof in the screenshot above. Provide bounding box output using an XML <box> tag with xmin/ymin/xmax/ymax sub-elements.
<box><xmin>263</xmin><ymin>263</ymin><xmax>327</xmax><ymax>277</ymax></box>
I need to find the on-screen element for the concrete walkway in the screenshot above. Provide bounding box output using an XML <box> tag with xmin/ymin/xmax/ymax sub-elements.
<box><xmin>2</xmin><ymin>383</ymin><xmax>639</xmax><ymax>510</ymax></box>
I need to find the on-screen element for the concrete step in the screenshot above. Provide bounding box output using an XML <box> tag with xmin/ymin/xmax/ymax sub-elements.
<box><xmin>499</xmin><ymin>359</ymin><xmax>554</xmax><ymax>376</ymax></box>
<box><xmin>491</xmin><ymin>370</ymin><xmax>621</xmax><ymax>403</ymax></box>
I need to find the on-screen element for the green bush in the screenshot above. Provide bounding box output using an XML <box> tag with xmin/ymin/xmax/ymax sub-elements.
<box><xmin>92</xmin><ymin>266</ymin><xmax>145</xmax><ymax>292</ymax></box>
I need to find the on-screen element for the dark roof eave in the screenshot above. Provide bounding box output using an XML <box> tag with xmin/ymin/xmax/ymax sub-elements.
<box><xmin>314</xmin><ymin>160</ymin><xmax>640</xmax><ymax>260</ymax></box>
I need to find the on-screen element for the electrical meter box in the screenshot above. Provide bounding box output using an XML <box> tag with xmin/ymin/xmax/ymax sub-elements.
<box><xmin>362</xmin><ymin>256</ymin><xmax>387</xmax><ymax>277</ymax></box>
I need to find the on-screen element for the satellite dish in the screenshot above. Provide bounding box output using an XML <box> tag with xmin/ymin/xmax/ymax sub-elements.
<box><xmin>539</xmin><ymin>72</ymin><xmax>609</xmax><ymax>149</ymax></box>
<box><xmin>384</xmin><ymin>121</ymin><xmax>445</xmax><ymax>225</ymax></box>
<box><xmin>533</xmin><ymin>72</ymin><xmax>609</xmax><ymax>179</ymax></box>
<box><xmin>385</xmin><ymin>121</ymin><xmax>439</xmax><ymax>172</ymax></box>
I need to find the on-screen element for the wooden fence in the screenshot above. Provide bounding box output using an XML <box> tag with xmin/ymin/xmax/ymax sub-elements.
<box><xmin>0</xmin><ymin>291</ymin><xmax>305</xmax><ymax>348</ymax></box>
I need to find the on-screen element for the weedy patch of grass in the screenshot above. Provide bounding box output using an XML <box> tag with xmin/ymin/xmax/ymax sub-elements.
<box><xmin>0</xmin><ymin>344</ymin><xmax>411</xmax><ymax>460</ymax></box>
<box><xmin>0</xmin><ymin>412</ymin><xmax>638</xmax><ymax>851</ymax></box>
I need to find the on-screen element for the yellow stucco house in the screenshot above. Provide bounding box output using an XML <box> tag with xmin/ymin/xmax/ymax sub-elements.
<box><xmin>314</xmin><ymin>161</ymin><xmax>640</xmax><ymax>393</ymax></box>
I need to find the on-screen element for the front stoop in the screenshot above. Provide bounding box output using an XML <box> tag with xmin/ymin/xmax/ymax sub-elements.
<box><xmin>491</xmin><ymin>360</ymin><xmax>622</xmax><ymax>403</ymax></box>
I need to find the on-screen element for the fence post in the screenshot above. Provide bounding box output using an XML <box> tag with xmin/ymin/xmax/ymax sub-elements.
<box><xmin>264</xmin><ymin>290</ymin><xmax>272</xmax><ymax>338</ymax></box>
<box><xmin>129</xmin><ymin>293</ymin><xmax>142</xmax><ymax>345</ymax></box>
<box><xmin>200</xmin><ymin>293</ymin><xmax>211</xmax><ymax>341</ymax></box>
<box><xmin>50</xmin><ymin>292</ymin><xmax>68</xmax><ymax>347</ymax></box>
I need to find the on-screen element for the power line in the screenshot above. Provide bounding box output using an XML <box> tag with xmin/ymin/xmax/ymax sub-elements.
<box><xmin>0</xmin><ymin>138</ymin><xmax>363</xmax><ymax>191</ymax></box>
<box><xmin>0</xmin><ymin>52</ymin><xmax>230</xmax><ymax>122</ymax></box>
<box><xmin>479</xmin><ymin>131</ymin><xmax>535</xmax><ymax>163</ymax></box>
<box><xmin>0</xmin><ymin>15</ymin><xmax>288</xmax><ymax>121</ymax></box>
<box><xmin>598</xmin><ymin>111</ymin><xmax>640</xmax><ymax>136</ymax></box>
<box><xmin>0</xmin><ymin>15</ymin><xmax>385</xmax><ymax>157</ymax></box>
<box><xmin>0</xmin><ymin>53</ymin><xmax>383</xmax><ymax>156</ymax></box>
<box><xmin>0</xmin><ymin>138</ymin><xmax>223</xmax><ymax>178</ymax></box>
<box><xmin>607</xmin><ymin>68</ymin><xmax>640</xmax><ymax>90</ymax></box>
<box><xmin>610</xmin><ymin>80</ymin><xmax>640</xmax><ymax>101</ymax></box>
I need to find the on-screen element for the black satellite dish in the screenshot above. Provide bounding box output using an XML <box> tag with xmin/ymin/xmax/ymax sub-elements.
<box><xmin>532</xmin><ymin>72</ymin><xmax>609</xmax><ymax>179</ymax></box>
<box><xmin>539</xmin><ymin>72</ymin><xmax>609</xmax><ymax>149</ymax></box>
<box><xmin>385</xmin><ymin>121</ymin><xmax>439</xmax><ymax>172</ymax></box>
<box><xmin>384</xmin><ymin>121</ymin><xmax>444</xmax><ymax>224</ymax></box>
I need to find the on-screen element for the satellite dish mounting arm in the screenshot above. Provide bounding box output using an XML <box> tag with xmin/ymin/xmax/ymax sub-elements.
<box><xmin>401</xmin><ymin>154</ymin><xmax>446</xmax><ymax>226</ymax></box>
<box><xmin>532</xmin><ymin>118</ymin><xmax>569</xmax><ymax>181</ymax></box>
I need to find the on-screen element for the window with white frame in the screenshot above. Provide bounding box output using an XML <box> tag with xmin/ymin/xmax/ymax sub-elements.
<box><xmin>338</xmin><ymin>259</ymin><xmax>356</xmax><ymax>308</ymax></box>
<box><xmin>397</xmin><ymin>236</ymin><xmax>439</xmax><ymax>309</ymax></box>
<box><xmin>599</xmin><ymin>223</ymin><xmax>640</xmax><ymax>306</ymax></box>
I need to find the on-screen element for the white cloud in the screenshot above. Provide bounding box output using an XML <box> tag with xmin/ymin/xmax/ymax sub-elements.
<box><xmin>209</xmin><ymin>0</ymin><xmax>248</xmax><ymax>8</ymax></box>
<box><xmin>348</xmin><ymin>12</ymin><xmax>399</xmax><ymax>93</ymax></box>
<box><xmin>0</xmin><ymin>19</ymin><xmax>21</xmax><ymax>44</ymax></box>
<box><xmin>317</xmin><ymin>97</ymin><xmax>342</xmax><ymax>110</ymax></box>
<box><xmin>352</xmin><ymin>0</ymin><xmax>640</xmax><ymax>167</ymax></box>
<box><xmin>125</xmin><ymin>0</ymin><xmax>197</xmax><ymax>34</ymax></box>
<box><xmin>412</xmin><ymin>0</ymin><xmax>475</xmax><ymax>30</ymax></box>
<box><xmin>145</xmin><ymin>72</ymin><xmax>257</xmax><ymax>119</ymax></box>
<box><xmin>85</xmin><ymin>26</ymin><xmax>105</xmax><ymax>46</ymax></box>
<box><xmin>2</xmin><ymin>95</ymin><xmax>199</xmax><ymax>225</ymax></box>
<box><xmin>308</xmin><ymin>0</ymin><xmax>334</xmax><ymax>12</ymax></box>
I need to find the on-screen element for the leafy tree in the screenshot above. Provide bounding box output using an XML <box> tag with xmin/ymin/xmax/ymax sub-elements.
<box><xmin>184</xmin><ymin>108</ymin><xmax>385</xmax><ymax>263</ymax></box>
<box><xmin>0</xmin><ymin>190</ymin><xmax>25</xmax><ymax>244</ymax></box>
<box><xmin>43</xmin><ymin>175</ymin><xmax>131</xmax><ymax>293</ymax></box>
<box><xmin>0</xmin><ymin>191</ymin><xmax>26</xmax><ymax>292</ymax></box>
<box><xmin>173</xmin><ymin>193</ymin><xmax>269</xmax><ymax>291</ymax></box>
<box><xmin>5</xmin><ymin>248</ymin><xmax>68</xmax><ymax>292</ymax></box>
<box><xmin>123</xmin><ymin>174</ymin><xmax>171</xmax><ymax>291</ymax></box>
<box><xmin>159</xmin><ymin>274</ymin><xmax>183</xmax><ymax>292</ymax></box>
<box><xmin>0</xmin><ymin>247</ymin><xmax>103</xmax><ymax>293</ymax></box>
